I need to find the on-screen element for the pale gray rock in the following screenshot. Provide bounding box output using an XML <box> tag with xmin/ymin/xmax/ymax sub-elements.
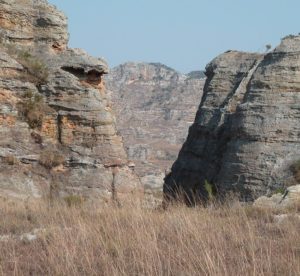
<box><xmin>20</xmin><ymin>233</ymin><xmax>37</xmax><ymax>243</ymax></box>
<box><xmin>254</xmin><ymin>185</ymin><xmax>300</xmax><ymax>210</ymax></box>
<box><xmin>141</xmin><ymin>173</ymin><xmax>166</xmax><ymax>191</ymax></box>
<box><xmin>0</xmin><ymin>228</ymin><xmax>47</xmax><ymax>243</ymax></box>
<box><xmin>254</xmin><ymin>194</ymin><xmax>283</xmax><ymax>208</ymax></box>
<box><xmin>0</xmin><ymin>235</ymin><xmax>10</xmax><ymax>242</ymax></box>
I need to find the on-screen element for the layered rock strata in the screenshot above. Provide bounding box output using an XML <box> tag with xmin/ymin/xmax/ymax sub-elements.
<box><xmin>0</xmin><ymin>0</ymin><xmax>141</xmax><ymax>201</ymax></box>
<box><xmin>165</xmin><ymin>36</ymin><xmax>300</xmax><ymax>203</ymax></box>
<box><xmin>106</xmin><ymin>62</ymin><xmax>205</xmax><ymax>191</ymax></box>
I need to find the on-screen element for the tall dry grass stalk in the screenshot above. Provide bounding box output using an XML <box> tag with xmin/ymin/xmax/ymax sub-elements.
<box><xmin>0</xmin><ymin>197</ymin><xmax>299</xmax><ymax>275</ymax></box>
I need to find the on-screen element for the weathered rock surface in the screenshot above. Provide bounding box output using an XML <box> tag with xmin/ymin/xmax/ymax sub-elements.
<box><xmin>165</xmin><ymin>36</ymin><xmax>300</xmax><ymax>203</ymax></box>
<box><xmin>0</xmin><ymin>0</ymin><xmax>68</xmax><ymax>50</ymax></box>
<box><xmin>0</xmin><ymin>0</ymin><xmax>141</xmax><ymax>201</ymax></box>
<box><xmin>106</xmin><ymin>62</ymin><xmax>205</xmax><ymax>191</ymax></box>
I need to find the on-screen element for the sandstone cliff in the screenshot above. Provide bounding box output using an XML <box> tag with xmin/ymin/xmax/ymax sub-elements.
<box><xmin>0</xmin><ymin>0</ymin><xmax>141</xmax><ymax>201</ymax></box>
<box><xmin>106</xmin><ymin>62</ymin><xmax>205</xmax><ymax>191</ymax></box>
<box><xmin>165</xmin><ymin>36</ymin><xmax>300</xmax><ymax>203</ymax></box>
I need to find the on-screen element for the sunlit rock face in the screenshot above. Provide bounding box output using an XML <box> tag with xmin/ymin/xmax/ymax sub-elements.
<box><xmin>0</xmin><ymin>0</ymin><xmax>142</xmax><ymax>201</ymax></box>
<box><xmin>165</xmin><ymin>36</ymin><xmax>300</xmax><ymax>204</ymax></box>
<box><xmin>106</xmin><ymin>62</ymin><xmax>205</xmax><ymax>191</ymax></box>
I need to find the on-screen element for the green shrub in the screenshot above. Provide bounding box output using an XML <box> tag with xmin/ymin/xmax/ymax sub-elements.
<box><xmin>64</xmin><ymin>195</ymin><xmax>85</xmax><ymax>207</ymax></box>
<box><xmin>274</xmin><ymin>187</ymin><xmax>286</xmax><ymax>195</ymax></box>
<box><xmin>17</xmin><ymin>51</ymin><xmax>49</xmax><ymax>85</ymax></box>
<box><xmin>18</xmin><ymin>50</ymin><xmax>31</xmax><ymax>60</ymax></box>
<box><xmin>4</xmin><ymin>45</ymin><xmax>49</xmax><ymax>85</ymax></box>
<box><xmin>39</xmin><ymin>149</ymin><xmax>65</xmax><ymax>169</ymax></box>
<box><xmin>265</xmin><ymin>44</ymin><xmax>272</xmax><ymax>52</ymax></box>
<box><xmin>17</xmin><ymin>90</ymin><xmax>45</xmax><ymax>128</ymax></box>
<box><xmin>204</xmin><ymin>180</ymin><xmax>214</xmax><ymax>200</ymax></box>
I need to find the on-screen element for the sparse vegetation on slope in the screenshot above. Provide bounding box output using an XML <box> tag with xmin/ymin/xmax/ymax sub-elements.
<box><xmin>0</xmin><ymin>43</ymin><xmax>49</xmax><ymax>85</ymax></box>
<box><xmin>17</xmin><ymin>50</ymin><xmax>49</xmax><ymax>85</ymax></box>
<box><xmin>17</xmin><ymin>90</ymin><xmax>50</xmax><ymax>129</ymax></box>
<box><xmin>6</xmin><ymin>45</ymin><xmax>49</xmax><ymax>85</ymax></box>
<box><xmin>0</xmin><ymin>199</ymin><xmax>299</xmax><ymax>275</ymax></box>
<box><xmin>39</xmin><ymin>149</ymin><xmax>65</xmax><ymax>169</ymax></box>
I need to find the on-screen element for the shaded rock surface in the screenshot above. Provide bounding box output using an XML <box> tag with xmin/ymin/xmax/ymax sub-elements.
<box><xmin>106</xmin><ymin>62</ymin><xmax>205</xmax><ymax>191</ymax></box>
<box><xmin>0</xmin><ymin>0</ymin><xmax>141</xmax><ymax>201</ymax></box>
<box><xmin>165</xmin><ymin>36</ymin><xmax>300</xmax><ymax>203</ymax></box>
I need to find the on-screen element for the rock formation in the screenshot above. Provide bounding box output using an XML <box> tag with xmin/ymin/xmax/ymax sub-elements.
<box><xmin>0</xmin><ymin>0</ymin><xmax>141</xmax><ymax>201</ymax></box>
<box><xmin>106</xmin><ymin>62</ymin><xmax>205</xmax><ymax>191</ymax></box>
<box><xmin>254</xmin><ymin>184</ymin><xmax>300</xmax><ymax>210</ymax></box>
<box><xmin>165</xmin><ymin>36</ymin><xmax>300</xmax><ymax>204</ymax></box>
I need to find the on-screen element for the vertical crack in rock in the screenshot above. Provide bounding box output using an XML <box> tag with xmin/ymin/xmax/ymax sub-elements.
<box><xmin>57</xmin><ymin>113</ymin><xmax>63</xmax><ymax>144</ymax></box>
<box><xmin>211</xmin><ymin>57</ymin><xmax>265</xmax><ymax>199</ymax></box>
<box><xmin>222</xmin><ymin>58</ymin><xmax>264</xmax><ymax>117</ymax></box>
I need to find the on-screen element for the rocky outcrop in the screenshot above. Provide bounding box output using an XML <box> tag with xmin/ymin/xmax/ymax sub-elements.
<box><xmin>165</xmin><ymin>36</ymin><xmax>300</xmax><ymax>204</ymax></box>
<box><xmin>0</xmin><ymin>0</ymin><xmax>68</xmax><ymax>50</ymax></box>
<box><xmin>106</xmin><ymin>62</ymin><xmax>205</xmax><ymax>191</ymax></box>
<box><xmin>0</xmin><ymin>0</ymin><xmax>141</xmax><ymax>201</ymax></box>
<box><xmin>254</xmin><ymin>185</ymin><xmax>300</xmax><ymax>209</ymax></box>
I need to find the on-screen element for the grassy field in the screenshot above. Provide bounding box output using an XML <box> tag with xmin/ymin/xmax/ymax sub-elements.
<box><xmin>0</xmin><ymin>197</ymin><xmax>299</xmax><ymax>275</ymax></box>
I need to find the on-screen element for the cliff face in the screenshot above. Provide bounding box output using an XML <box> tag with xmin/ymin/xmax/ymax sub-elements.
<box><xmin>106</xmin><ymin>62</ymin><xmax>205</xmax><ymax>191</ymax></box>
<box><xmin>0</xmin><ymin>0</ymin><xmax>68</xmax><ymax>50</ymax></box>
<box><xmin>165</xmin><ymin>37</ymin><xmax>300</xmax><ymax>203</ymax></box>
<box><xmin>0</xmin><ymin>0</ymin><xmax>141</xmax><ymax>201</ymax></box>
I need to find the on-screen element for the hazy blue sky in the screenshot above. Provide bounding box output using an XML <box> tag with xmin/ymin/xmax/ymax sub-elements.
<box><xmin>48</xmin><ymin>0</ymin><xmax>299</xmax><ymax>73</ymax></box>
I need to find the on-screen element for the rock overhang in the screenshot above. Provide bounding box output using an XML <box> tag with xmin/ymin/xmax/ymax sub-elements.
<box><xmin>58</xmin><ymin>49</ymin><xmax>109</xmax><ymax>75</ymax></box>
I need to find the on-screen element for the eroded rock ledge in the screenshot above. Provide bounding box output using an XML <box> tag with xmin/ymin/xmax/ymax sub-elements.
<box><xmin>165</xmin><ymin>36</ymin><xmax>300</xmax><ymax>204</ymax></box>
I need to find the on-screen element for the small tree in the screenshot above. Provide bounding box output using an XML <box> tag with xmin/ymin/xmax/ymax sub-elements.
<box><xmin>204</xmin><ymin>180</ymin><xmax>214</xmax><ymax>201</ymax></box>
<box><xmin>265</xmin><ymin>44</ymin><xmax>272</xmax><ymax>52</ymax></box>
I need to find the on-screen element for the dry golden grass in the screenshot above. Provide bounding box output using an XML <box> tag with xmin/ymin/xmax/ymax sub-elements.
<box><xmin>0</xmin><ymin>198</ymin><xmax>300</xmax><ymax>276</ymax></box>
